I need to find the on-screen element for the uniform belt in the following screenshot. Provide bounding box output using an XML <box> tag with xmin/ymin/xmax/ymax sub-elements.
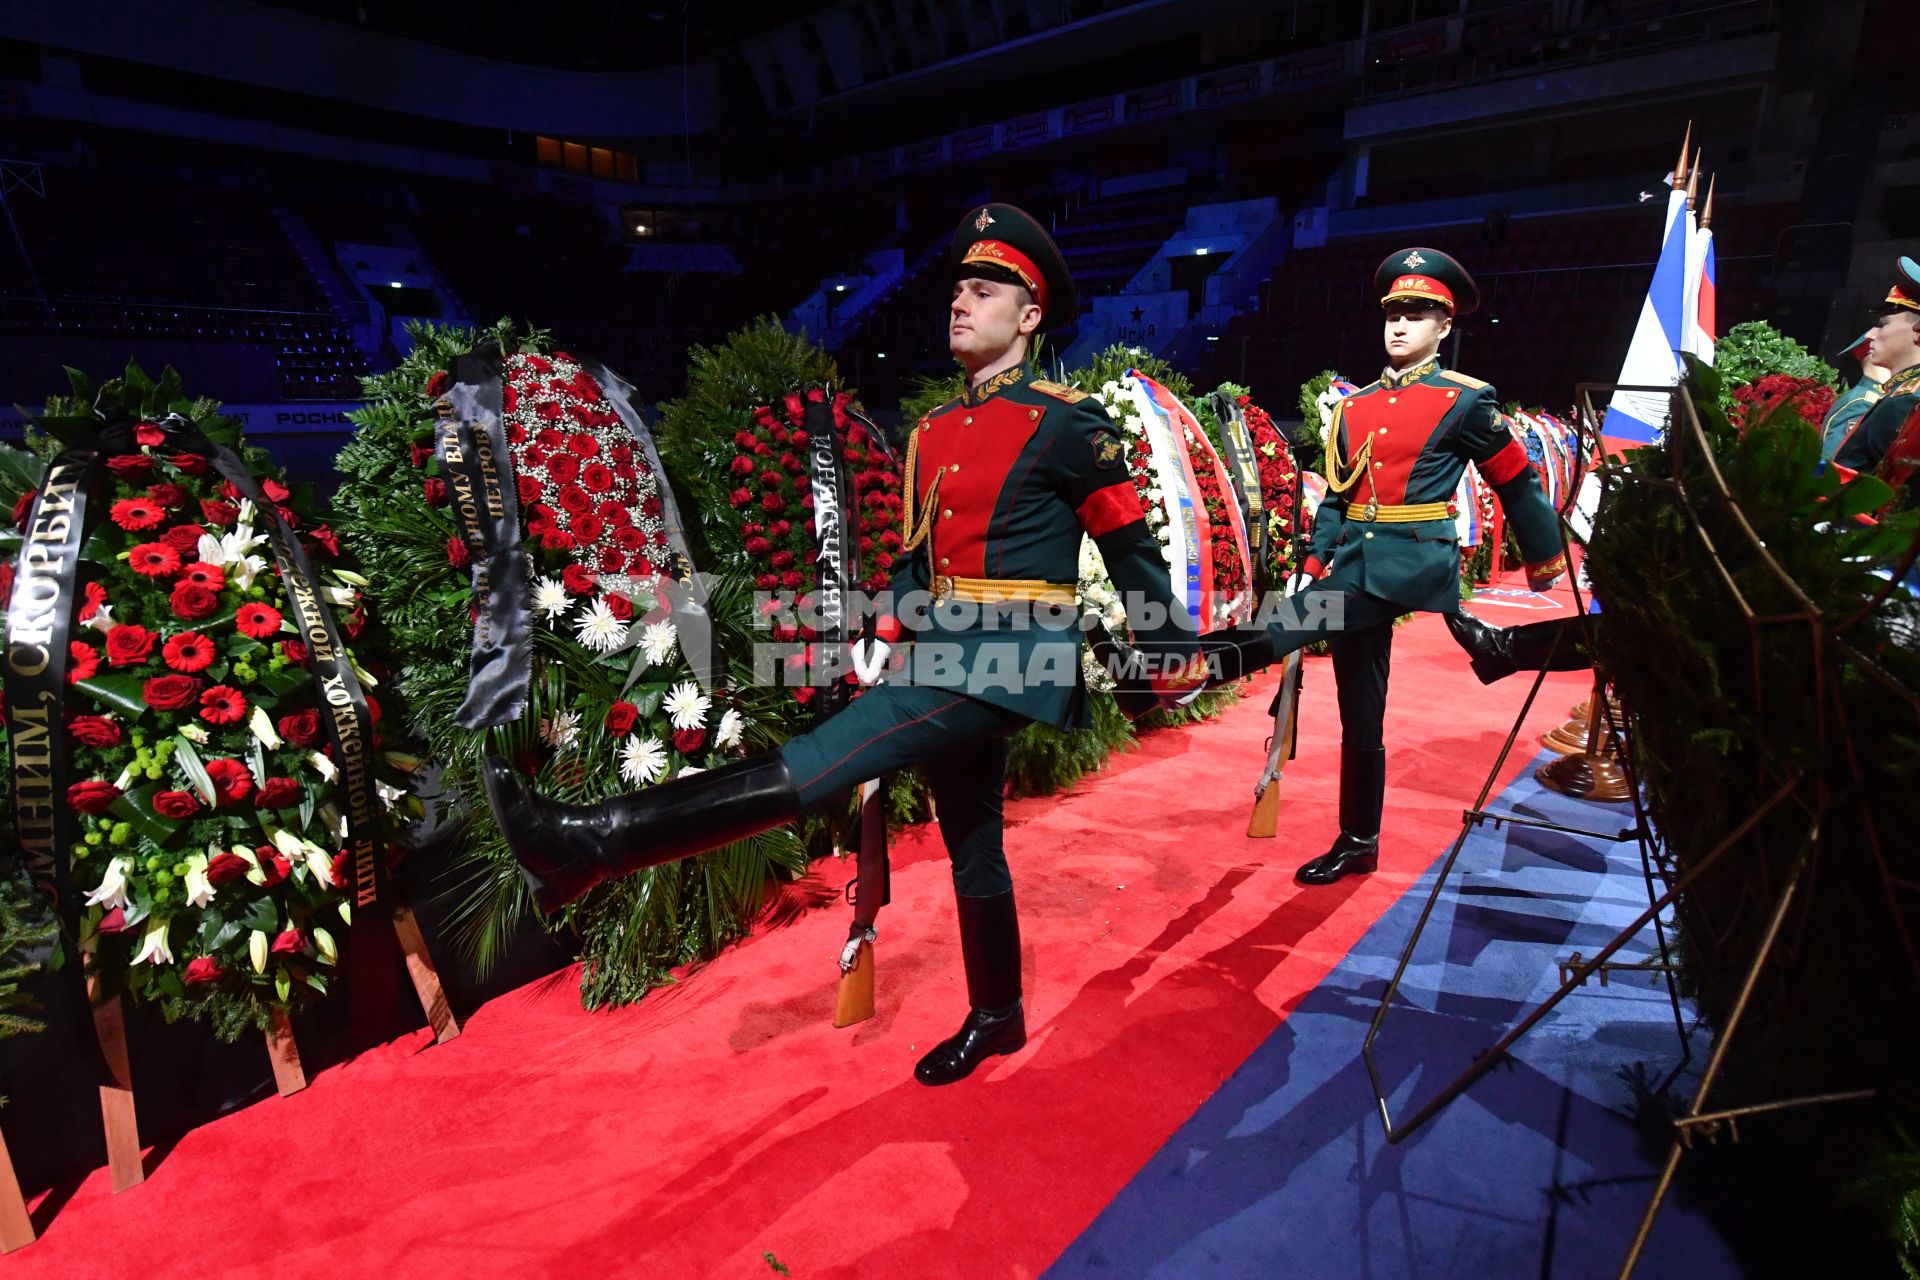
<box><xmin>1349</xmin><ymin>501</ymin><xmax>1453</xmax><ymax>523</ymax></box>
<box><xmin>930</xmin><ymin>575</ymin><xmax>1077</xmax><ymax>605</ymax></box>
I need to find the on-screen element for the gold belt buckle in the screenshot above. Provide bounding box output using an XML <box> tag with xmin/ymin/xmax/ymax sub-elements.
<box><xmin>1361</xmin><ymin>499</ymin><xmax>1378</xmax><ymax>522</ymax></box>
<box><xmin>932</xmin><ymin>574</ymin><xmax>955</xmax><ymax>600</ymax></box>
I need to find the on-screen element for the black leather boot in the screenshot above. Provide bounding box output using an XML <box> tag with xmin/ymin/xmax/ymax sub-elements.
<box><xmin>481</xmin><ymin>753</ymin><xmax>802</xmax><ymax>914</ymax></box>
<box><xmin>1295</xmin><ymin>746</ymin><xmax>1386</xmax><ymax>886</ymax></box>
<box><xmin>1445</xmin><ymin>612</ymin><xmax>1591</xmax><ymax>685</ymax></box>
<box><xmin>915</xmin><ymin>890</ymin><xmax>1026</xmax><ymax>1085</ymax></box>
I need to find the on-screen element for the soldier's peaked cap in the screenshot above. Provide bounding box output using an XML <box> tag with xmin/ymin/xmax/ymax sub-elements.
<box><xmin>951</xmin><ymin>203</ymin><xmax>1079</xmax><ymax>332</ymax></box>
<box><xmin>1374</xmin><ymin>247</ymin><xmax>1479</xmax><ymax>317</ymax></box>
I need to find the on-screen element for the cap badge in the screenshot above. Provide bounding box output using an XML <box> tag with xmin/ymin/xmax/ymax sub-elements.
<box><xmin>974</xmin><ymin>208</ymin><xmax>996</xmax><ymax>232</ymax></box>
<box><xmin>1402</xmin><ymin>250</ymin><xmax>1427</xmax><ymax>270</ymax></box>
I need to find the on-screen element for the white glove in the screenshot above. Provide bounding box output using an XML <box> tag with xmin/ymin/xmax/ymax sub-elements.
<box><xmin>851</xmin><ymin>638</ymin><xmax>891</xmax><ymax>685</ymax></box>
<box><xmin>1286</xmin><ymin>571</ymin><xmax>1316</xmax><ymax>596</ymax></box>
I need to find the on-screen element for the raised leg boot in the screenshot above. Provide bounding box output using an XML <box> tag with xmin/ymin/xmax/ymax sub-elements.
<box><xmin>481</xmin><ymin>754</ymin><xmax>802</xmax><ymax>914</ymax></box>
<box><xmin>1445</xmin><ymin>612</ymin><xmax>1591</xmax><ymax>685</ymax></box>
<box><xmin>1295</xmin><ymin>746</ymin><xmax>1386</xmax><ymax>886</ymax></box>
<box><xmin>914</xmin><ymin>890</ymin><xmax>1026</xmax><ymax>1085</ymax></box>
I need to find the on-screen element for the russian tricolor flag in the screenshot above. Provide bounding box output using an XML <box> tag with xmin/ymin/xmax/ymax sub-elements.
<box><xmin>1603</xmin><ymin>184</ymin><xmax>1694</xmax><ymax>446</ymax></box>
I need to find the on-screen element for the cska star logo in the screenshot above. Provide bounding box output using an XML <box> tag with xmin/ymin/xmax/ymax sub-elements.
<box><xmin>1402</xmin><ymin>250</ymin><xmax>1427</xmax><ymax>270</ymax></box>
<box><xmin>974</xmin><ymin>208</ymin><xmax>996</xmax><ymax>232</ymax></box>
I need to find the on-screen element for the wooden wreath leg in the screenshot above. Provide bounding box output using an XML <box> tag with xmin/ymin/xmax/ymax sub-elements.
<box><xmin>87</xmin><ymin>987</ymin><xmax>144</xmax><ymax>1193</ymax></box>
<box><xmin>265</xmin><ymin>1008</ymin><xmax>308</xmax><ymax>1096</ymax></box>
<box><xmin>0</xmin><ymin>1124</ymin><xmax>33</xmax><ymax>1252</ymax></box>
<box><xmin>391</xmin><ymin>905</ymin><xmax>460</xmax><ymax>1044</ymax></box>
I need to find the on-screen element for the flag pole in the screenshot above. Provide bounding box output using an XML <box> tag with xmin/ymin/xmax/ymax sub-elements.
<box><xmin>1673</xmin><ymin>122</ymin><xmax>1693</xmax><ymax>188</ymax></box>
<box><xmin>1701</xmin><ymin>174</ymin><xmax>1716</xmax><ymax>229</ymax></box>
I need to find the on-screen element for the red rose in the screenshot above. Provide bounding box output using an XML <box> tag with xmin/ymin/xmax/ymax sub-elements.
<box><xmin>105</xmin><ymin>624</ymin><xmax>157</xmax><ymax>667</ymax></box>
<box><xmin>604</xmin><ymin>593</ymin><xmax>633</xmax><ymax>621</ymax></box>
<box><xmin>561</xmin><ymin>563</ymin><xmax>597</xmax><ymax>596</ymax></box>
<box><xmin>207</xmin><ymin>851</ymin><xmax>251</xmax><ymax>886</ymax></box>
<box><xmin>535</xmin><ymin>401</ymin><xmax>563</xmax><ymax>421</ymax></box>
<box><xmin>205</xmin><ymin>758</ymin><xmax>254</xmax><ymax>806</ymax></box>
<box><xmin>557</xmin><ymin>484</ymin><xmax>593</xmax><ymax>516</ymax></box>
<box><xmin>582</xmin><ymin>463</ymin><xmax>614</xmax><ymax>493</ymax></box>
<box><xmin>183</xmin><ymin>957</ymin><xmax>225</xmax><ymax>984</ymax></box>
<box><xmin>616</xmin><ymin>527</ymin><xmax>647</xmax><ymax>551</ymax></box>
<box><xmin>135</xmin><ymin>421</ymin><xmax>166</xmax><ymax>447</ymax></box>
<box><xmin>110</xmin><ymin>496</ymin><xmax>165</xmax><ymax>531</ymax></box>
<box><xmin>597</xmin><ymin>548</ymin><xmax>626</xmax><ymax>575</ymax></box>
<box><xmin>255</xmin><ymin>777</ymin><xmax>301</xmax><ymax>809</ymax></box>
<box><xmin>524</xmin><ymin>354</ymin><xmax>553</xmax><ymax>374</ymax></box>
<box><xmin>128</xmin><ymin>542</ymin><xmax>183</xmax><ymax>578</ymax></box>
<box><xmin>169</xmin><ymin>581</ymin><xmax>219</xmax><ymax>620</ymax></box>
<box><xmin>258</xmin><ymin>848</ymin><xmax>292</xmax><ymax>888</ymax></box>
<box><xmin>68</xmin><ymin>780</ymin><xmax>121</xmax><ymax>814</ymax></box>
<box><xmin>105</xmin><ymin>454</ymin><xmax>152</xmax><ymax>480</ymax></box>
<box><xmin>761</xmin><ymin>492</ymin><xmax>785</xmax><ymax>512</ymax></box>
<box><xmin>518</xmin><ymin>475</ymin><xmax>544</xmax><ymax>504</ymax></box>
<box><xmin>200</xmin><ymin>498</ymin><xmax>239</xmax><ymax>528</ymax></box>
<box><xmin>160</xmin><ymin>523</ymin><xmax>207</xmax><ymax>558</ymax></box>
<box><xmin>0</xmin><ymin>562</ymin><xmax>12</xmax><ymax>603</ymax></box>
<box><xmin>566</xmin><ymin>433</ymin><xmax>599</xmax><ymax>458</ymax></box>
<box><xmin>147</xmin><ymin>482</ymin><xmax>190</xmax><ymax>510</ymax></box>
<box><xmin>424</xmin><ymin>370</ymin><xmax>450</xmax><ymax>398</ymax></box>
<box><xmin>170</xmin><ymin>452</ymin><xmax>211</xmax><ymax>476</ymax></box>
<box><xmin>502</xmin><ymin>383</ymin><xmax>519</xmax><ymax>413</ymax></box>
<box><xmin>424</xmin><ymin>478</ymin><xmax>449</xmax><ymax>506</ymax></box>
<box><xmin>605</xmin><ymin>700</ymin><xmax>639</xmax><ymax>734</ymax></box>
<box><xmin>770</xmin><ymin>550</ymin><xmax>795</xmax><ymax>569</ymax></box>
<box><xmin>271</xmin><ymin>929</ymin><xmax>305</xmax><ymax>956</ymax></box>
<box><xmin>281</xmin><ymin>638</ymin><xmax>309</xmax><ymax>665</ymax></box>
<box><xmin>68</xmin><ymin>641</ymin><xmax>101</xmax><ymax>684</ymax></box>
<box><xmin>672</xmin><ymin>727</ymin><xmax>706</xmax><ymax>754</ymax></box>
<box><xmin>538</xmin><ymin>528</ymin><xmax>575</xmax><ymax>553</ymax></box>
<box><xmin>153</xmin><ymin>790</ymin><xmax>201</xmax><ymax>819</ymax></box>
<box><xmin>729</xmin><ymin>456</ymin><xmax>755</xmax><ymax>477</ymax></box>
<box><xmin>307</xmin><ymin>524</ymin><xmax>339</xmax><ymax>557</ymax></box>
<box><xmin>278</xmin><ymin>709</ymin><xmax>323</xmax><ymax>747</ymax></box>
<box><xmin>261</xmin><ymin>478</ymin><xmax>290</xmax><ymax>504</ymax></box>
<box><xmin>730</xmin><ymin>487</ymin><xmax>753</xmax><ymax>507</ymax></box>
<box><xmin>144</xmin><ymin>673</ymin><xmax>202</xmax><ymax>710</ymax></box>
<box><xmin>98</xmin><ymin>907</ymin><xmax>131</xmax><ymax>934</ymax></box>
<box><xmin>199</xmin><ymin>685</ymin><xmax>247</xmax><ymax>725</ymax></box>
<box><xmin>546</xmin><ymin>453</ymin><xmax>581</xmax><ymax>485</ymax></box>
<box><xmin>235</xmin><ymin>602</ymin><xmax>282</xmax><ymax>640</ymax></box>
<box><xmin>68</xmin><ymin>715</ymin><xmax>122</xmax><ymax>748</ymax></box>
<box><xmin>162</xmin><ymin>631</ymin><xmax>215</xmax><ymax>673</ymax></box>
<box><xmin>448</xmin><ymin>537</ymin><xmax>470</xmax><ymax>568</ymax></box>
<box><xmin>570</xmin><ymin>514</ymin><xmax>605</xmax><ymax>546</ymax></box>
<box><xmin>535</xmin><ymin>426</ymin><xmax>564</xmax><ymax>449</ymax></box>
<box><xmin>524</xmin><ymin>502</ymin><xmax>557</xmax><ymax>533</ymax></box>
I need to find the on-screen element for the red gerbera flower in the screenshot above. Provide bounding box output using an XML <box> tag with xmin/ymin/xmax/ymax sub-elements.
<box><xmin>235</xmin><ymin>602</ymin><xmax>283</xmax><ymax>640</ymax></box>
<box><xmin>176</xmin><ymin>561</ymin><xmax>225</xmax><ymax>589</ymax></box>
<box><xmin>68</xmin><ymin>641</ymin><xmax>101</xmax><ymax>684</ymax></box>
<box><xmin>110</xmin><ymin>497</ymin><xmax>165</xmax><ymax>531</ymax></box>
<box><xmin>162</xmin><ymin>632</ymin><xmax>215</xmax><ymax>673</ymax></box>
<box><xmin>199</xmin><ymin>685</ymin><xmax>248</xmax><ymax>725</ymax></box>
<box><xmin>129</xmin><ymin>542</ymin><xmax>183</xmax><ymax>577</ymax></box>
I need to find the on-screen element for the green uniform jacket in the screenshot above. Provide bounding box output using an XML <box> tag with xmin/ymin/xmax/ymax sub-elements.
<box><xmin>1835</xmin><ymin>364</ymin><xmax>1920</xmax><ymax>473</ymax></box>
<box><xmin>1303</xmin><ymin>359</ymin><xmax>1565</xmax><ymax>613</ymax></box>
<box><xmin>892</xmin><ymin>364</ymin><xmax>1196</xmax><ymax>729</ymax></box>
<box><xmin>1821</xmin><ymin>376</ymin><xmax>1883</xmax><ymax>461</ymax></box>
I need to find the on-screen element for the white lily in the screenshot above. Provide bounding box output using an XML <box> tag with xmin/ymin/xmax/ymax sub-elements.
<box><xmin>179</xmin><ymin>723</ymin><xmax>210</xmax><ymax>745</ymax></box>
<box><xmin>232</xmin><ymin>554</ymin><xmax>271</xmax><ymax>591</ymax></box>
<box><xmin>250</xmin><ymin>705</ymin><xmax>283</xmax><ymax>749</ymax></box>
<box><xmin>663</xmin><ymin>681</ymin><xmax>710</xmax><ymax>731</ymax></box>
<box><xmin>323</xmin><ymin>584</ymin><xmax>357</xmax><ymax>608</ymax></box>
<box><xmin>332</xmin><ymin>568</ymin><xmax>371</xmax><ymax>588</ymax></box>
<box><xmin>377</xmin><ymin>781</ymin><xmax>408</xmax><ymax>808</ymax></box>
<box><xmin>237</xmin><ymin>498</ymin><xmax>257</xmax><ymax>526</ymax></box>
<box><xmin>233</xmin><ymin>843</ymin><xmax>267</xmax><ymax>886</ymax></box>
<box><xmin>82</xmin><ymin>603</ymin><xmax>116</xmax><ymax>632</ymax></box>
<box><xmin>313</xmin><ymin>926</ymin><xmax>338</xmax><ymax>966</ymax></box>
<box><xmin>269</xmin><ymin>828</ymin><xmax>306</xmax><ymax>861</ymax></box>
<box><xmin>715</xmin><ymin>707</ymin><xmax>746</xmax><ymax>749</ymax></box>
<box><xmin>85</xmin><ymin>856</ymin><xmax>134</xmax><ymax>911</ymax></box>
<box><xmin>382</xmin><ymin>750</ymin><xmax>423</xmax><ymax>772</ymax></box>
<box><xmin>337</xmin><ymin>901</ymin><xmax>352</xmax><ymax>927</ymax></box>
<box><xmin>351</xmin><ymin>659</ymin><xmax>379</xmax><ymax>688</ymax></box>
<box><xmin>305</xmin><ymin>843</ymin><xmax>335</xmax><ymax>885</ymax></box>
<box><xmin>618</xmin><ymin>734</ymin><xmax>667</xmax><ymax>786</ymax></box>
<box><xmin>184</xmin><ymin>853</ymin><xmax>214</xmax><ymax>909</ymax></box>
<box><xmin>131</xmin><ymin>916</ymin><xmax>174</xmax><ymax>967</ymax></box>
<box><xmin>114</xmin><ymin>763</ymin><xmax>134</xmax><ymax>790</ymax></box>
<box><xmin>309</xmin><ymin>750</ymin><xmax>338</xmax><ymax>782</ymax></box>
<box><xmin>249</xmin><ymin>929</ymin><xmax>269</xmax><ymax>974</ymax></box>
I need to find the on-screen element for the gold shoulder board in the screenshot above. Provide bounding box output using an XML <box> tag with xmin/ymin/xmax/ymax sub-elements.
<box><xmin>1439</xmin><ymin>370</ymin><xmax>1489</xmax><ymax>390</ymax></box>
<box><xmin>1030</xmin><ymin>379</ymin><xmax>1089</xmax><ymax>403</ymax></box>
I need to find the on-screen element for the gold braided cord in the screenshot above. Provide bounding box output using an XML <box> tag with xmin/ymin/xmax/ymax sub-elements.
<box><xmin>1321</xmin><ymin>402</ymin><xmax>1374</xmax><ymax>495</ymax></box>
<box><xmin>902</xmin><ymin>428</ymin><xmax>943</xmax><ymax>553</ymax></box>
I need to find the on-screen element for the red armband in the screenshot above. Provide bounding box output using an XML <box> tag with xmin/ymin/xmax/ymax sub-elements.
<box><xmin>1076</xmin><ymin>481</ymin><xmax>1147</xmax><ymax>538</ymax></box>
<box><xmin>1480</xmin><ymin>438</ymin><xmax>1532</xmax><ymax>487</ymax></box>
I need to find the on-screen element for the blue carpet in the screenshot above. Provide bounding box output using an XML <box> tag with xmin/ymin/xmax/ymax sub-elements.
<box><xmin>1047</xmin><ymin>757</ymin><xmax>1830</xmax><ymax>1280</ymax></box>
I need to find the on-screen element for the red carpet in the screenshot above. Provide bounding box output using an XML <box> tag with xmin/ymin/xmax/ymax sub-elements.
<box><xmin>11</xmin><ymin>609</ymin><xmax>1589</xmax><ymax>1280</ymax></box>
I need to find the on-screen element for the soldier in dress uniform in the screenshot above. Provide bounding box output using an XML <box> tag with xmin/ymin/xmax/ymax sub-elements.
<box><xmin>1836</xmin><ymin>258</ymin><xmax>1920</xmax><ymax>474</ymax></box>
<box><xmin>483</xmin><ymin>203</ymin><xmax>1200</xmax><ymax>1086</ymax></box>
<box><xmin>1821</xmin><ymin>328</ymin><xmax>1889</xmax><ymax>461</ymax></box>
<box><xmin>1142</xmin><ymin>248</ymin><xmax>1569</xmax><ymax>884</ymax></box>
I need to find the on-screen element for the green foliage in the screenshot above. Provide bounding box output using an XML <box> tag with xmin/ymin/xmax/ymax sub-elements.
<box><xmin>1845</xmin><ymin>1125</ymin><xmax>1920</xmax><ymax>1279</ymax></box>
<box><xmin>1293</xmin><ymin>370</ymin><xmax>1340</xmax><ymax>477</ymax></box>
<box><xmin>1585</xmin><ymin>353</ymin><xmax>1920</xmax><ymax>1264</ymax></box>
<box><xmin>899</xmin><ymin>370</ymin><xmax>965</xmax><ymax>427</ymax></box>
<box><xmin>1066</xmin><ymin>344</ymin><xmax>1193</xmax><ymax>402</ymax></box>
<box><xmin>1712</xmin><ymin>321</ymin><xmax>1839</xmax><ymax>408</ymax></box>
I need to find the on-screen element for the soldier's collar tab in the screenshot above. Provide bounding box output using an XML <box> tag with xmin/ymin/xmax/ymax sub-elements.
<box><xmin>1380</xmin><ymin>358</ymin><xmax>1440</xmax><ymax>389</ymax></box>
<box><xmin>963</xmin><ymin>363</ymin><xmax>1030</xmax><ymax>406</ymax></box>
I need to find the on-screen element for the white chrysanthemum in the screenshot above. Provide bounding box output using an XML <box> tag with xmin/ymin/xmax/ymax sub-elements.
<box><xmin>574</xmin><ymin>598</ymin><xmax>629</xmax><ymax>653</ymax></box>
<box><xmin>662</xmin><ymin>681</ymin><xmax>710</xmax><ymax>731</ymax></box>
<box><xmin>715</xmin><ymin>707</ymin><xmax>745</xmax><ymax>749</ymax></box>
<box><xmin>641</xmin><ymin>619</ymin><xmax>678</xmax><ymax>666</ymax></box>
<box><xmin>618</xmin><ymin>734</ymin><xmax>668</xmax><ymax>786</ymax></box>
<box><xmin>540</xmin><ymin>710</ymin><xmax>581</xmax><ymax>749</ymax></box>
<box><xmin>532</xmin><ymin>576</ymin><xmax>571</xmax><ymax>621</ymax></box>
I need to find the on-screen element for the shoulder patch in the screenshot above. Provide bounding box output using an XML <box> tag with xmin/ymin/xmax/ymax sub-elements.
<box><xmin>1439</xmin><ymin>370</ymin><xmax>1489</xmax><ymax>390</ymax></box>
<box><xmin>1094</xmin><ymin>435</ymin><xmax>1125</xmax><ymax>470</ymax></box>
<box><xmin>1030</xmin><ymin>379</ymin><xmax>1089</xmax><ymax>403</ymax></box>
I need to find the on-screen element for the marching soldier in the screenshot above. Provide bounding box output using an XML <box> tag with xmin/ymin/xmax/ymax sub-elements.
<box><xmin>1836</xmin><ymin>258</ymin><xmax>1920</xmax><ymax>474</ymax></box>
<box><xmin>1821</xmin><ymin>328</ymin><xmax>1888</xmax><ymax>461</ymax></box>
<box><xmin>484</xmin><ymin>203</ymin><xmax>1200</xmax><ymax>1086</ymax></box>
<box><xmin>1155</xmin><ymin>248</ymin><xmax>1569</xmax><ymax>883</ymax></box>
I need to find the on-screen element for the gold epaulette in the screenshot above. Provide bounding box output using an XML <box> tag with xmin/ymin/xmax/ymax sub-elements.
<box><xmin>1439</xmin><ymin>370</ymin><xmax>1489</xmax><ymax>390</ymax></box>
<box><xmin>1030</xmin><ymin>379</ymin><xmax>1088</xmax><ymax>403</ymax></box>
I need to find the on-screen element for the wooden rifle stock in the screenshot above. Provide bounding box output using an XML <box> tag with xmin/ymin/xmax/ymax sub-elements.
<box><xmin>833</xmin><ymin>776</ymin><xmax>889</xmax><ymax>1027</ymax></box>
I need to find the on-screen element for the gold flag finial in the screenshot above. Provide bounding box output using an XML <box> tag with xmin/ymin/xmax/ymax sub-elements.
<box><xmin>1701</xmin><ymin>173</ymin><xmax>1716</xmax><ymax>229</ymax></box>
<box><xmin>1672</xmin><ymin>121</ymin><xmax>1693</xmax><ymax>188</ymax></box>
<box><xmin>1686</xmin><ymin>149</ymin><xmax>1701</xmax><ymax>207</ymax></box>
